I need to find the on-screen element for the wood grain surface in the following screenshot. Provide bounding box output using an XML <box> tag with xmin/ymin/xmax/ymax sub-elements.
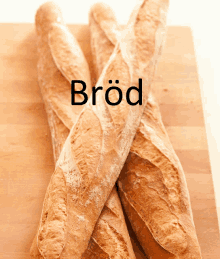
<box><xmin>0</xmin><ymin>24</ymin><xmax>219</xmax><ymax>259</ymax></box>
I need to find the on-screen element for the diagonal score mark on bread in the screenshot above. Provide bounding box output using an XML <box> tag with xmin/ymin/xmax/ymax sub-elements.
<box><xmin>89</xmin><ymin>1</ymin><xmax>202</xmax><ymax>258</ymax></box>
<box><xmin>31</xmin><ymin>0</ymin><xmax>170</xmax><ymax>258</ymax></box>
<box><xmin>48</xmin><ymin>23</ymin><xmax>91</xmax><ymax>91</ymax></box>
<box><xmin>35</xmin><ymin>3</ymin><xmax>91</xmax><ymax>131</ymax></box>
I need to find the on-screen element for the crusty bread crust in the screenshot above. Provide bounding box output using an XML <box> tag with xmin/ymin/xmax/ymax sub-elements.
<box><xmin>31</xmin><ymin>0</ymin><xmax>167</xmax><ymax>257</ymax></box>
<box><xmin>90</xmin><ymin>1</ymin><xmax>202</xmax><ymax>258</ymax></box>
<box><xmin>30</xmin><ymin>2</ymin><xmax>136</xmax><ymax>258</ymax></box>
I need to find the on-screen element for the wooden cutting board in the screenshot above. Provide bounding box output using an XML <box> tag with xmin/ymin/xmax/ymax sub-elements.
<box><xmin>0</xmin><ymin>24</ymin><xmax>219</xmax><ymax>259</ymax></box>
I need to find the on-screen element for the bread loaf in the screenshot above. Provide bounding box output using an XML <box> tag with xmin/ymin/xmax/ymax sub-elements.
<box><xmin>31</xmin><ymin>0</ymin><xmax>167</xmax><ymax>257</ymax></box>
<box><xmin>89</xmin><ymin>3</ymin><xmax>147</xmax><ymax>258</ymax></box>
<box><xmin>30</xmin><ymin>2</ymin><xmax>136</xmax><ymax>258</ymax></box>
<box><xmin>89</xmin><ymin>1</ymin><xmax>202</xmax><ymax>258</ymax></box>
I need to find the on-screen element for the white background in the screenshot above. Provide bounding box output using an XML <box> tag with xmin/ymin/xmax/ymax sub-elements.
<box><xmin>0</xmin><ymin>0</ymin><xmax>220</xmax><ymax>224</ymax></box>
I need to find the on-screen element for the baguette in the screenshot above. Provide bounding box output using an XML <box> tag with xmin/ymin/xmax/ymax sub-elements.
<box><xmin>89</xmin><ymin>4</ymin><xmax>147</xmax><ymax>258</ymax></box>
<box><xmin>31</xmin><ymin>2</ymin><xmax>136</xmax><ymax>258</ymax></box>
<box><xmin>90</xmin><ymin>2</ymin><xmax>202</xmax><ymax>258</ymax></box>
<box><xmin>32</xmin><ymin>0</ymin><xmax>167</xmax><ymax>258</ymax></box>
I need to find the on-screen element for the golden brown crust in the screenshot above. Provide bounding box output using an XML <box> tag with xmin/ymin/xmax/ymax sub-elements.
<box><xmin>32</xmin><ymin>0</ymin><xmax>166</xmax><ymax>257</ymax></box>
<box><xmin>90</xmin><ymin>1</ymin><xmax>202</xmax><ymax>258</ymax></box>
<box><xmin>118</xmin><ymin>94</ymin><xmax>202</xmax><ymax>258</ymax></box>
<box><xmin>89</xmin><ymin>2</ymin><xmax>119</xmax><ymax>78</ymax></box>
<box><xmin>31</xmin><ymin>2</ymin><xmax>136</xmax><ymax>259</ymax></box>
